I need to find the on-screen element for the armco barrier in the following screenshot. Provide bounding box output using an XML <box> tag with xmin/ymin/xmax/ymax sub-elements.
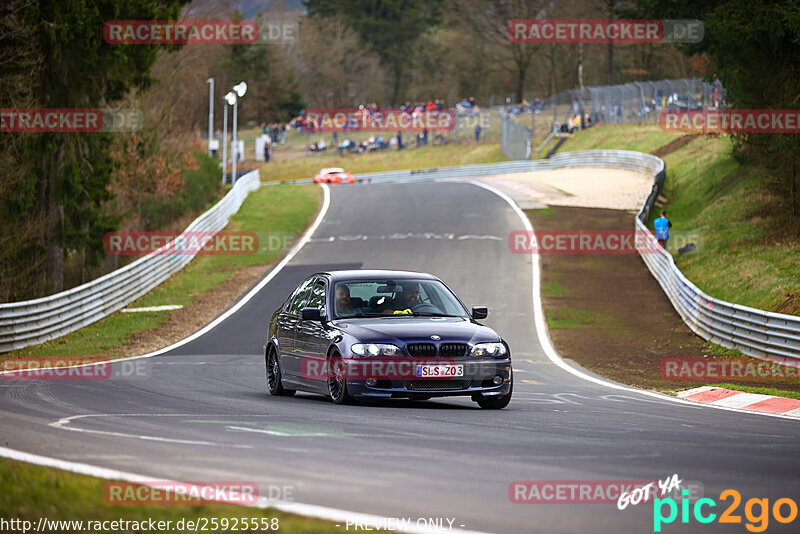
<box><xmin>7</xmin><ymin>152</ymin><xmax>798</xmax><ymax>361</ymax></box>
<box><xmin>0</xmin><ymin>170</ymin><xmax>262</xmax><ymax>353</ymax></box>
<box><xmin>274</xmin><ymin>150</ymin><xmax>799</xmax><ymax>362</ymax></box>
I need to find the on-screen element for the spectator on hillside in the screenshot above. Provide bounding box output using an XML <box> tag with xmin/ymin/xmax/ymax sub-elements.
<box><xmin>654</xmin><ymin>210</ymin><xmax>672</xmax><ymax>249</ymax></box>
<box><xmin>338</xmin><ymin>138</ymin><xmax>355</xmax><ymax>156</ymax></box>
<box><xmin>712</xmin><ymin>74</ymin><xmax>722</xmax><ymax>109</ymax></box>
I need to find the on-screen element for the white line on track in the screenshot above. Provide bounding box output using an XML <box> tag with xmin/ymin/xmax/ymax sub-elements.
<box><xmin>49</xmin><ymin>414</ymin><xmax>253</xmax><ymax>448</ymax></box>
<box><xmin>0</xmin><ymin>183</ymin><xmax>332</xmax><ymax>377</ymax></box>
<box><xmin>2</xmin><ymin>179</ymin><xmax>796</xmax><ymax>534</ymax></box>
<box><xmin>0</xmin><ymin>446</ymin><xmax>489</xmax><ymax>534</ymax></box>
<box><xmin>0</xmin><ymin>182</ymin><xmax>491</xmax><ymax>533</ymax></box>
<box><xmin>469</xmin><ymin>180</ymin><xmax>798</xmax><ymax>422</ymax></box>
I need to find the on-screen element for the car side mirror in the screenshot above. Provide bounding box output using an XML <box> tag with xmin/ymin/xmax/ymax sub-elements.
<box><xmin>301</xmin><ymin>307</ymin><xmax>323</xmax><ymax>321</ymax></box>
<box><xmin>471</xmin><ymin>306</ymin><xmax>488</xmax><ymax>320</ymax></box>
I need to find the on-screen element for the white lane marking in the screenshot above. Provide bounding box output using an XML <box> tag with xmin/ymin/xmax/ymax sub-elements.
<box><xmin>469</xmin><ymin>180</ymin><xmax>799</xmax><ymax>422</ymax></box>
<box><xmin>226</xmin><ymin>425</ymin><xmax>330</xmax><ymax>437</ymax></box>
<box><xmin>0</xmin><ymin>183</ymin><xmax>331</xmax><ymax>376</ymax></box>
<box><xmin>121</xmin><ymin>305</ymin><xmax>184</xmax><ymax>312</ymax></box>
<box><xmin>785</xmin><ymin>407</ymin><xmax>800</xmax><ymax>418</ymax></box>
<box><xmin>0</xmin><ymin>446</ymin><xmax>490</xmax><ymax>534</ymax></box>
<box><xmin>308</xmin><ymin>232</ymin><xmax>503</xmax><ymax>243</ymax></box>
<box><xmin>49</xmin><ymin>414</ymin><xmax>252</xmax><ymax>448</ymax></box>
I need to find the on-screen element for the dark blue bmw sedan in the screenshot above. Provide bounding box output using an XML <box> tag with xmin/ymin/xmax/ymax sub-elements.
<box><xmin>264</xmin><ymin>270</ymin><xmax>513</xmax><ymax>408</ymax></box>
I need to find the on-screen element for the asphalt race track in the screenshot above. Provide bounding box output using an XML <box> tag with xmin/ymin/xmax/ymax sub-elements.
<box><xmin>2</xmin><ymin>181</ymin><xmax>799</xmax><ymax>533</ymax></box>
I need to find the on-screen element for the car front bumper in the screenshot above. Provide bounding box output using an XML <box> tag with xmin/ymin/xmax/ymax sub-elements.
<box><xmin>342</xmin><ymin>357</ymin><xmax>512</xmax><ymax>399</ymax></box>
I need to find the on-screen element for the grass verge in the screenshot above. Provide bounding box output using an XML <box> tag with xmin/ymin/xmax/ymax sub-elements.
<box><xmin>555</xmin><ymin>123</ymin><xmax>800</xmax><ymax>314</ymax></box>
<box><xmin>528</xmin><ymin>206</ymin><xmax>800</xmax><ymax>400</ymax></box>
<box><xmin>259</xmin><ymin>141</ymin><xmax>506</xmax><ymax>182</ymax></box>
<box><xmin>4</xmin><ymin>185</ymin><xmax>321</xmax><ymax>360</ymax></box>
<box><xmin>0</xmin><ymin>458</ymin><xmax>342</xmax><ymax>533</ymax></box>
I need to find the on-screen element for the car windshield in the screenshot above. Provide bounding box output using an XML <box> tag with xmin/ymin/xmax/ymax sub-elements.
<box><xmin>333</xmin><ymin>279</ymin><xmax>468</xmax><ymax>319</ymax></box>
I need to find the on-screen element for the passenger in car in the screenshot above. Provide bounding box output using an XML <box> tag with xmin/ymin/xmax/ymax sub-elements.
<box><xmin>335</xmin><ymin>285</ymin><xmax>362</xmax><ymax>317</ymax></box>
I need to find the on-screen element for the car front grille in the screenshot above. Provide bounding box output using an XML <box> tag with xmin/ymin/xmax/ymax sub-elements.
<box><xmin>406</xmin><ymin>343</ymin><xmax>436</xmax><ymax>357</ymax></box>
<box><xmin>404</xmin><ymin>379</ymin><xmax>472</xmax><ymax>391</ymax></box>
<box><xmin>439</xmin><ymin>343</ymin><xmax>468</xmax><ymax>357</ymax></box>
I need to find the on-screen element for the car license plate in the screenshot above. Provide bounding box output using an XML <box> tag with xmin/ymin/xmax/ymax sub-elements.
<box><xmin>415</xmin><ymin>364</ymin><xmax>464</xmax><ymax>378</ymax></box>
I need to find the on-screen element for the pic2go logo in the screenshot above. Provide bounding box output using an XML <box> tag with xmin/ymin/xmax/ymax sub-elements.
<box><xmin>653</xmin><ymin>489</ymin><xmax>798</xmax><ymax>532</ymax></box>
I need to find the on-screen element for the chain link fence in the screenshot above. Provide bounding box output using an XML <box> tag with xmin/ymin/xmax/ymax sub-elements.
<box><xmin>499</xmin><ymin>77</ymin><xmax>725</xmax><ymax>160</ymax></box>
<box><xmin>500</xmin><ymin>113</ymin><xmax>532</xmax><ymax>160</ymax></box>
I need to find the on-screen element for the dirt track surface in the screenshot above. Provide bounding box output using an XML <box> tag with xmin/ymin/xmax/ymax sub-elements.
<box><xmin>480</xmin><ymin>167</ymin><xmax>653</xmax><ymax>210</ymax></box>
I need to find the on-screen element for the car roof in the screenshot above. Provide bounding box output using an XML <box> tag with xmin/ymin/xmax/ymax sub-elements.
<box><xmin>314</xmin><ymin>270</ymin><xmax>439</xmax><ymax>282</ymax></box>
<box><xmin>325</xmin><ymin>168</ymin><xmax>345</xmax><ymax>173</ymax></box>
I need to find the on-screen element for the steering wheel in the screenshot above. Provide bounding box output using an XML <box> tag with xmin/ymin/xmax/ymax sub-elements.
<box><xmin>410</xmin><ymin>302</ymin><xmax>442</xmax><ymax>314</ymax></box>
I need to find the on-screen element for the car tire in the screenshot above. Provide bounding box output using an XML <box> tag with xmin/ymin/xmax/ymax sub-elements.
<box><xmin>327</xmin><ymin>350</ymin><xmax>354</xmax><ymax>405</ymax></box>
<box><xmin>266</xmin><ymin>345</ymin><xmax>295</xmax><ymax>397</ymax></box>
<box><xmin>475</xmin><ymin>381</ymin><xmax>512</xmax><ymax>409</ymax></box>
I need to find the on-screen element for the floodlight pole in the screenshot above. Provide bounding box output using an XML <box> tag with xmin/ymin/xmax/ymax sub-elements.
<box><xmin>207</xmin><ymin>78</ymin><xmax>214</xmax><ymax>157</ymax></box>
<box><xmin>222</xmin><ymin>100</ymin><xmax>229</xmax><ymax>185</ymax></box>
<box><xmin>232</xmin><ymin>98</ymin><xmax>238</xmax><ymax>184</ymax></box>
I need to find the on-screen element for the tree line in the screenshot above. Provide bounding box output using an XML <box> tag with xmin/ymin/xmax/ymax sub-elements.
<box><xmin>1</xmin><ymin>0</ymin><xmax>796</xmax><ymax>302</ymax></box>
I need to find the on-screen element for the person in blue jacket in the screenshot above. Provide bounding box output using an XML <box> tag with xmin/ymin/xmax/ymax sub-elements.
<box><xmin>654</xmin><ymin>210</ymin><xmax>672</xmax><ymax>249</ymax></box>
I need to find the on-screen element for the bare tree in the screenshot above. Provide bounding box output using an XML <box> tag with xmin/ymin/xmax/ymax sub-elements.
<box><xmin>451</xmin><ymin>0</ymin><xmax>548</xmax><ymax>103</ymax></box>
<box><xmin>293</xmin><ymin>16</ymin><xmax>387</xmax><ymax>107</ymax></box>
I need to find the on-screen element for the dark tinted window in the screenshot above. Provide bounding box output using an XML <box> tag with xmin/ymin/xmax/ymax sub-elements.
<box><xmin>286</xmin><ymin>277</ymin><xmax>316</xmax><ymax>315</ymax></box>
<box><xmin>305</xmin><ymin>280</ymin><xmax>327</xmax><ymax>317</ymax></box>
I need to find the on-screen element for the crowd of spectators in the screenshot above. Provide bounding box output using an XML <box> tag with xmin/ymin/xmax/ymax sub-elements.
<box><xmin>506</xmin><ymin>97</ymin><xmax>546</xmax><ymax>117</ymax></box>
<box><xmin>288</xmin><ymin>98</ymin><xmax>453</xmax><ymax>156</ymax></box>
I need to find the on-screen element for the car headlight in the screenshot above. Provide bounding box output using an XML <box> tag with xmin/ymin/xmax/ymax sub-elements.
<box><xmin>351</xmin><ymin>343</ymin><xmax>401</xmax><ymax>356</ymax></box>
<box><xmin>470</xmin><ymin>342</ymin><xmax>507</xmax><ymax>357</ymax></box>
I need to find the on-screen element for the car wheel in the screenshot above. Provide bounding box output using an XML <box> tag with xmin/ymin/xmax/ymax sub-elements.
<box><xmin>475</xmin><ymin>381</ymin><xmax>512</xmax><ymax>409</ymax></box>
<box><xmin>327</xmin><ymin>350</ymin><xmax>354</xmax><ymax>405</ymax></box>
<box><xmin>266</xmin><ymin>345</ymin><xmax>295</xmax><ymax>396</ymax></box>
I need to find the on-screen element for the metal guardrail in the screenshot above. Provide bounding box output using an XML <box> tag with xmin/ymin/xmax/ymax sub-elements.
<box><xmin>7</xmin><ymin>151</ymin><xmax>797</xmax><ymax>361</ymax></box>
<box><xmin>0</xmin><ymin>170</ymin><xmax>262</xmax><ymax>353</ymax></box>
<box><xmin>274</xmin><ymin>151</ymin><xmax>799</xmax><ymax>362</ymax></box>
<box><xmin>625</xmin><ymin>157</ymin><xmax>800</xmax><ymax>363</ymax></box>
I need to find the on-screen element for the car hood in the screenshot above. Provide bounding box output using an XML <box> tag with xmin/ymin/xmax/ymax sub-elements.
<box><xmin>330</xmin><ymin>317</ymin><xmax>501</xmax><ymax>345</ymax></box>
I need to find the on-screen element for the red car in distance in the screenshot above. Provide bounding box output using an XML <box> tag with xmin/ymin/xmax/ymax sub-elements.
<box><xmin>313</xmin><ymin>168</ymin><xmax>356</xmax><ymax>184</ymax></box>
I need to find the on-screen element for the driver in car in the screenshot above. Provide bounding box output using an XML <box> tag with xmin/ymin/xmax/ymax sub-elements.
<box><xmin>383</xmin><ymin>282</ymin><xmax>424</xmax><ymax>314</ymax></box>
